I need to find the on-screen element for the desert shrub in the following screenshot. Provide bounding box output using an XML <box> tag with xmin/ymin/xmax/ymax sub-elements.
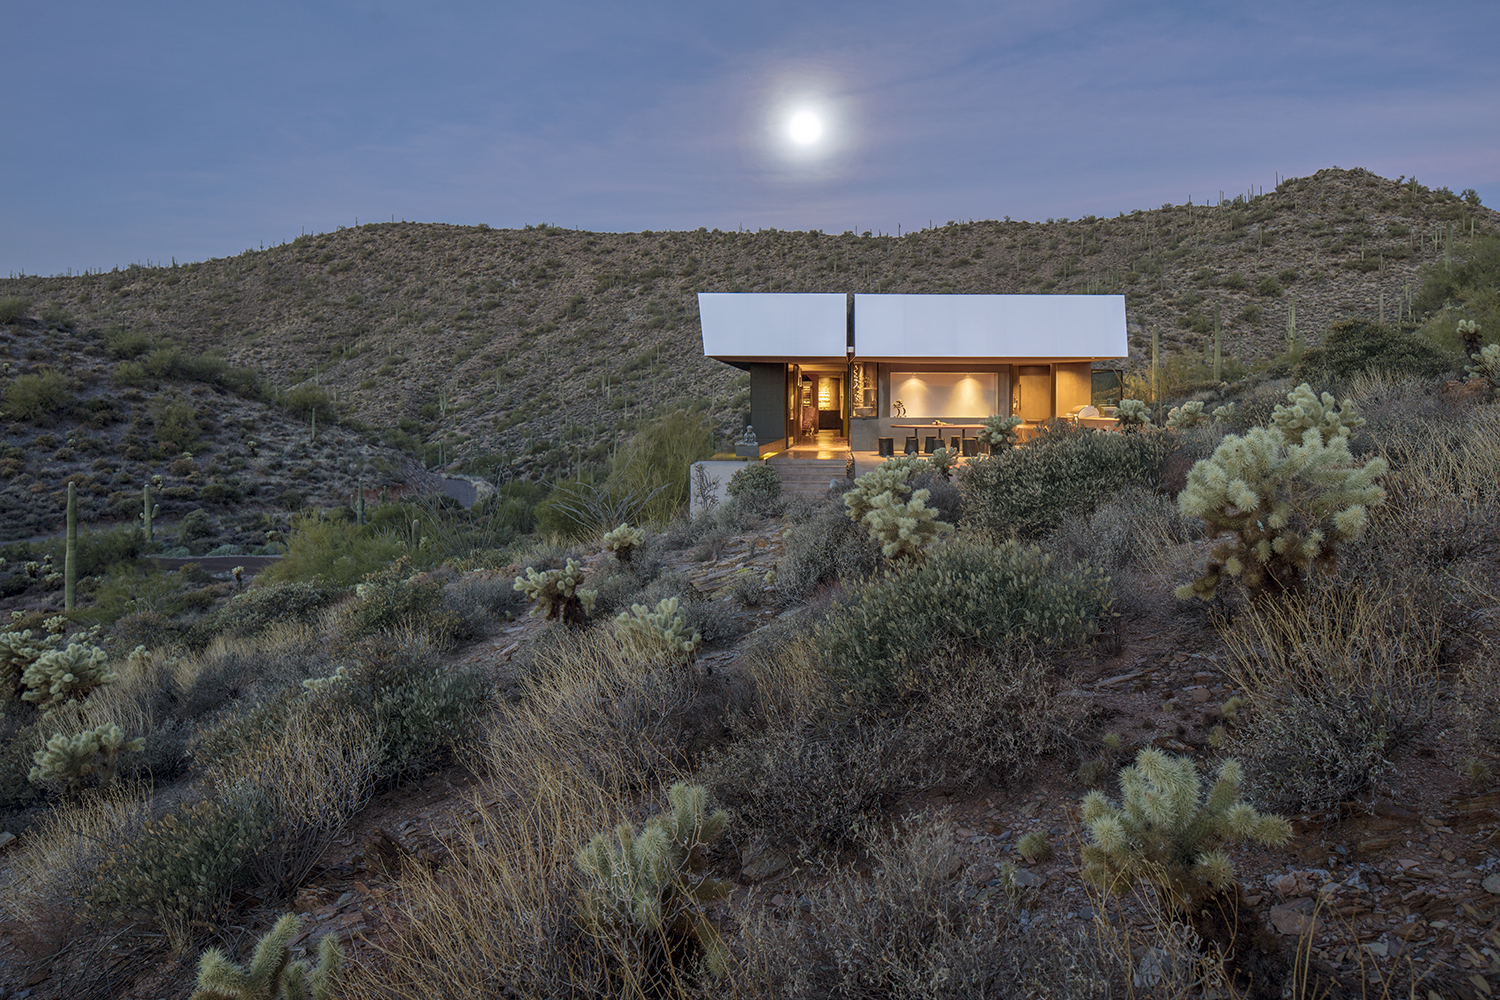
<box><xmin>1049</xmin><ymin>486</ymin><xmax>1199</xmax><ymax>574</ymax></box>
<box><xmin>901</xmin><ymin>648</ymin><xmax>1086</xmax><ymax>789</ymax></box>
<box><xmin>736</xmin><ymin>813</ymin><xmax>1105</xmax><ymax>999</ymax></box>
<box><xmin>1219</xmin><ymin>583</ymin><xmax>1441</xmax><ymax>812</ymax></box>
<box><xmin>185</xmin><ymin>581</ymin><xmax>343</xmax><ymax>647</ymax></box>
<box><xmin>959</xmin><ymin>426</ymin><xmax>1169</xmax><ymax>538</ymax></box>
<box><xmin>2</xmin><ymin>371</ymin><xmax>73</xmax><ymax>423</ymax></box>
<box><xmin>774</xmin><ymin>502</ymin><xmax>881</xmax><ymax>602</ymax></box>
<box><xmin>817</xmin><ymin>536</ymin><xmax>1110</xmax><ymax>700</ymax></box>
<box><xmin>305</xmin><ymin>635</ymin><xmax>488</xmax><ymax>783</ymax></box>
<box><xmin>0</xmin><ymin>295</ymin><xmax>31</xmax><ymax>324</ymax></box>
<box><xmin>151</xmin><ymin>398</ymin><xmax>201</xmax><ymax>452</ymax></box>
<box><xmin>484</xmin><ymin>628</ymin><xmax>730</xmax><ymax>794</ymax></box>
<box><xmin>258</xmin><ymin>515</ymin><xmax>403</xmax><ymax>587</ymax></box>
<box><xmin>176</xmin><ymin>624</ymin><xmax>330</xmax><ymax>719</ymax></box>
<box><xmin>203</xmin><ymin>708</ymin><xmax>379</xmax><ymax>903</ymax></box>
<box><xmin>909</xmin><ymin>466</ymin><xmax>962</xmax><ymax>524</ymax></box>
<box><xmin>339</xmin><ymin>558</ymin><xmax>443</xmax><ymax>642</ymax></box>
<box><xmin>86</xmin><ymin>790</ymin><xmax>272</xmax><ymax>943</ymax></box>
<box><xmin>280</xmin><ymin>382</ymin><xmax>336</xmax><ymax>422</ymax></box>
<box><xmin>0</xmin><ymin>716</ymin><xmax>49</xmax><ymax>811</ymax></box>
<box><xmin>725</xmin><ymin>462</ymin><xmax>781</xmax><ymax>515</ymax></box>
<box><xmin>704</xmin><ymin>715</ymin><xmax>919</xmax><ymax>855</ymax></box>
<box><xmin>1295</xmin><ymin>318</ymin><xmax>1455</xmax><ymax>380</ymax></box>
<box><xmin>440</xmin><ymin>571</ymin><xmax>527</xmax><ymax>627</ymax></box>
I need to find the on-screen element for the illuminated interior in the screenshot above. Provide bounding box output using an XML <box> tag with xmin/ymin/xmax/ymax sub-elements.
<box><xmin>890</xmin><ymin>372</ymin><xmax>998</xmax><ymax>418</ymax></box>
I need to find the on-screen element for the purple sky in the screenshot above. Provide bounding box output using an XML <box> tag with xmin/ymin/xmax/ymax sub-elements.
<box><xmin>5</xmin><ymin>0</ymin><xmax>1497</xmax><ymax>276</ymax></box>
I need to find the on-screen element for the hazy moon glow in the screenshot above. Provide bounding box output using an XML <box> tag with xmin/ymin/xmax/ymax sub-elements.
<box><xmin>787</xmin><ymin>109</ymin><xmax>823</xmax><ymax>145</ymax></box>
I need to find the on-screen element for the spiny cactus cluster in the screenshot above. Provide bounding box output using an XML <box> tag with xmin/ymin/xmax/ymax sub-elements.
<box><xmin>192</xmin><ymin>912</ymin><xmax>343</xmax><ymax>1000</ymax></box>
<box><xmin>859</xmin><ymin>488</ymin><xmax>954</xmax><ymax>560</ymax></box>
<box><xmin>20</xmin><ymin>641</ymin><xmax>116</xmax><ymax>710</ymax></box>
<box><xmin>1175</xmin><ymin>383</ymin><xmax>1386</xmax><ymax>601</ymax></box>
<box><xmin>1116</xmin><ymin>398</ymin><xmax>1151</xmax><ymax>429</ymax></box>
<box><xmin>1165</xmin><ymin>400</ymin><xmax>1208</xmax><ymax>429</ymax></box>
<box><xmin>575</xmin><ymin>783</ymin><xmax>732</xmax><ymax>977</ymax></box>
<box><xmin>1080</xmin><ymin>748</ymin><xmax>1291</xmax><ymax>912</ymax></box>
<box><xmin>976</xmin><ymin>413</ymin><xmax>1023</xmax><ymax>450</ymax></box>
<box><xmin>613</xmin><ymin>596</ymin><xmax>702</xmax><ymax>664</ymax></box>
<box><xmin>843</xmin><ymin>463</ymin><xmax>916</xmax><ymax>523</ymax></box>
<box><xmin>927</xmin><ymin>446</ymin><xmax>960</xmax><ymax>479</ymax></box>
<box><xmin>513</xmin><ymin>558</ymin><xmax>598</xmax><ymax>627</ymax></box>
<box><xmin>29</xmin><ymin>722</ymin><xmax>145</xmax><ymax>792</ymax></box>
<box><xmin>602</xmin><ymin>523</ymin><xmax>646</xmax><ymax>563</ymax></box>
<box><xmin>1466</xmin><ymin>342</ymin><xmax>1500</xmax><ymax>397</ymax></box>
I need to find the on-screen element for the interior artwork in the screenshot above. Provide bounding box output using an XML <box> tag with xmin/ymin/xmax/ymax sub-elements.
<box><xmin>890</xmin><ymin>372</ymin><xmax>999</xmax><ymax>418</ymax></box>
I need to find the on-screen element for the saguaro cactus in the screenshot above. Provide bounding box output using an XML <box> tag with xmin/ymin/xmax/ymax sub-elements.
<box><xmin>140</xmin><ymin>483</ymin><xmax>158</xmax><ymax>541</ymax></box>
<box><xmin>64</xmin><ymin>482</ymin><xmax>76</xmax><ymax>610</ymax></box>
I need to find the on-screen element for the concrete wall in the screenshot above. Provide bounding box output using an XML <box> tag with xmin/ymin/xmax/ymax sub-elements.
<box><xmin>689</xmin><ymin>460</ymin><xmax>750</xmax><ymax>513</ymax></box>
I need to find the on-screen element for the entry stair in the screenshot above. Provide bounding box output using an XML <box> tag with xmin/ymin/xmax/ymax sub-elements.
<box><xmin>766</xmin><ymin>455</ymin><xmax>853</xmax><ymax>498</ymax></box>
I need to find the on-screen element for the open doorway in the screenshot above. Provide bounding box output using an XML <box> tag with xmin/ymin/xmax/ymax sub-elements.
<box><xmin>789</xmin><ymin>368</ymin><xmax>848</xmax><ymax>454</ymax></box>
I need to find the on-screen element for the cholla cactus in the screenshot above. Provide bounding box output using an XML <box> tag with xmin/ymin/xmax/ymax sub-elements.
<box><xmin>1458</xmin><ymin>319</ymin><xmax>1483</xmax><ymax>355</ymax></box>
<box><xmin>1466</xmin><ymin>343</ymin><xmax>1500</xmax><ymax>397</ymax></box>
<box><xmin>976</xmin><ymin>414</ymin><xmax>1023</xmax><ymax>451</ymax></box>
<box><xmin>614</xmin><ymin>597</ymin><xmax>701</xmax><ymax>664</ymax></box>
<box><xmin>1080</xmin><ymin>748</ymin><xmax>1291</xmax><ymax>912</ymax></box>
<box><xmin>20</xmin><ymin>641</ymin><xmax>115</xmax><ymax>709</ymax></box>
<box><xmin>860</xmin><ymin>488</ymin><xmax>954</xmax><ymax>560</ymax></box>
<box><xmin>927</xmin><ymin>446</ymin><xmax>960</xmax><ymax>480</ymax></box>
<box><xmin>843</xmin><ymin>463</ymin><xmax>916</xmax><ymax>524</ymax></box>
<box><xmin>1116</xmin><ymin>398</ymin><xmax>1151</xmax><ymax>429</ymax></box>
<box><xmin>1165</xmin><ymin>400</ymin><xmax>1208</xmax><ymax>429</ymax></box>
<box><xmin>1211</xmin><ymin>402</ymin><xmax>1236</xmax><ymax>423</ymax></box>
<box><xmin>1176</xmin><ymin>385</ymin><xmax>1385</xmax><ymax>601</ymax></box>
<box><xmin>29</xmin><ymin>722</ymin><xmax>145</xmax><ymax>792</ymax></box>
<box><xmin>513</xmin><ymin>558</ymin><xmax>598</xmax><ymax>627</ymax></box>
<box><xmin>191</xmin><ymin>912</ymin><xmax>343</xmax><ymax>1000</ymax></box>
<box><xmin>602</xmin><ymin>523</ymin><xmax>646</xmax><ymax>563</ymax></box>
<box><xmin>575</xmin><ymin>783</ymin><xmax>732</xmax><ymax>978</ymax></box>
<box><xmin>1269</xmin><ymin>383</ymin><xmax>1366</xmax><ymax>445</ymax></box>
<box><xmin>0</xmin><ymin>629</ymin><xmax>56</xmax><ymax>700</ymax></box>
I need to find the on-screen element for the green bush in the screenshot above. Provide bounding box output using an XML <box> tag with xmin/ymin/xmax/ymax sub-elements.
<box><xmin>1295</xmin><ymin>318</ymin><xmax>1454</xmax><ymax>380</ymax></box>
<box><xmin>773</xmin><ymin>502</ymin><xmax>881</xmax><ymax>602</ymax></box>
<box><xmin>2</xmin><ymin>371</ymin><xmax>73</xmax><ymax>423</ymax></box>
<box><xmin>725</xmin><ymin>463</ymin><xmax>781</xmax><ymax>514</ymax></box>
<box><xmin>0</xmin><ymin>296</ymin><xmax>31</xmax><ymax>324</ymax></box>
<box><xmin>341</xmin><ymin>559</ymin><xmax>442</xmax><ymax>641</ymax></box>
<box><xmin>958</xmin><ymin>426</ymin><xmax>1168</xmax><ymax>538</ymax></box>
<box><xmin>87</xmin><ymin>791</ymin><xmax>271</xmax><ymax>939</ymax></box>
<box><xmin>258</xmin><ymin>516</ymin><xmax>404</xmax><ymax>587</ymax></box>
<box><xmin>280</xmin><ymin>383</ymin><xmax>337</xmax><ymax>422</ymax></box>
<box><xmin>817</xmin><ymin>536</ymin><xmax>1110</xmax><ymax>699</ymax></box>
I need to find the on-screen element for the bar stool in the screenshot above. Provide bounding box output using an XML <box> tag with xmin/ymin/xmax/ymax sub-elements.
<box><xmin>949</xmin><ymin>435</ymin><xmax>961</xmax><ymax>451</ymax></box>
<box><xmin>903</xmin><ymin>436</ymin><xmax>919</xmax><ymax>455</ymax></box>
<box><xmin>961</xmin><ymin>439</ymin><xmax>979</xmax><ymax>457</ymax></box>
<box><xmin>877</xmin><ymin>437</ymin><xmax>895</xmax><ymax>457</ymax></box>
<box><xmin>923</xmin><ymin>436</ymin><xmax>940</xmax><ymax>454</ymax></box>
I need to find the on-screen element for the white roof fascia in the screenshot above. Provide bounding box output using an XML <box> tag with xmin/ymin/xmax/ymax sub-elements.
<box><xmin>699</xmin><ymin>292</ymin><xmax>848</xmax><ymax>362</ymax></box>
<box><xmin>854</xmin><ymin>294</ymin><xmax>1127</xmax><ymax>360</ymax></box>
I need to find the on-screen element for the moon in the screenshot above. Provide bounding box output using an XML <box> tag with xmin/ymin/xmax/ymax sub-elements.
<box><xmin>787</xmin><ymin>109</ymin><xmax>824</xmax><ymax>146</ymax></box>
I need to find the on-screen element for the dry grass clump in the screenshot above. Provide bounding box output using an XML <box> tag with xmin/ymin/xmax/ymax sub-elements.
<box><xmin>1219</xmin><ymin>583</ymin><xmax>1443</xmax><ymax>813</ymax></box>
<box><xmin>735</xmin><ymin>811</ymin><xmax>1113</xmax><ymax>999</ymax></box>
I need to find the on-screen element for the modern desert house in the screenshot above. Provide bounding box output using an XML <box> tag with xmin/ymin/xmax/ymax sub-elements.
<box><xmin>698</xmin><ymin>292</ymin><xmax>1129</xmax><ymax>458</ymax></box>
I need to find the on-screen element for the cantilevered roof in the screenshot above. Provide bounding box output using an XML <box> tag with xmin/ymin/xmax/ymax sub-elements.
<box><xmin>698</xmin><ymin>292</ymin><xmax>848</xmax><ymax>363</ymax></box>
<box><xmin>853</xmin><ymin>294</ymin><xmax>1127</xmax><ymax>361</ymax></box>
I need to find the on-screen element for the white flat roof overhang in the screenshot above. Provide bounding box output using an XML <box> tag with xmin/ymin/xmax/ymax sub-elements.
<box><xmin>698</xmin><ymin>292</ymin><xmax>848</xmax><ymax>364</ymax></box>
<box><xmin>853</xmin><ymin>293</ymin><xmax>1126</xmax><ymax>361</ymax></box>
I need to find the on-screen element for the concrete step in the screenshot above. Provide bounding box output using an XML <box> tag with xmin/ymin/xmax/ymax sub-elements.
<box><xmin>769</xmin><ymin>458</ymin><xmax>853</xmax><ymax>496</ymax></box>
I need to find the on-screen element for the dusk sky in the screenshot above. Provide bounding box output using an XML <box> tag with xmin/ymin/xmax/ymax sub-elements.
<box><xmin>5</xmin><ymin>1</ymin><xmax>1497</xmax><ymax>277</ymax></box>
